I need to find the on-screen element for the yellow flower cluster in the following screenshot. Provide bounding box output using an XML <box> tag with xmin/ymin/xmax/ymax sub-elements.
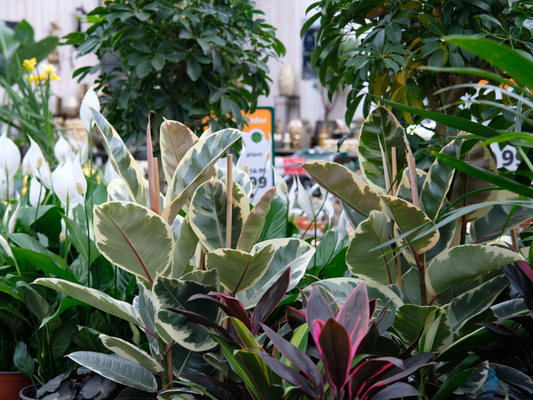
<box><xmin>23</xmin><ymin>59</ymin><xmax>60</xmax><ymax>84</ymax></box>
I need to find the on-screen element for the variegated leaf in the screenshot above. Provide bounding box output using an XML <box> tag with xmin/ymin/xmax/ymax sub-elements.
<box><xmin>162</xmin><ymin>128</ymin><xmax>242</xmax><ymax>224</ymax></box>
<box><xmin>382</xmin><ymin>195</ymin><xmax>440</xmax><ymax>254</ymax></box>
<box><xmin>160</xmin><ymin>119</ymin><xmax>199</xmax><ymax>185</ymax></box>
<box><xmin>301</xmin><ymin>160</ymin><xmax>384</xmax><ymax>219</ymax></box>
<box><xmin>153</xmin><ymin>276</ymin><xmax>220</xmax><ymax>351</ymax></box>
<box><xmin>237</xmin><ymin>186</ymin><xmax>277</xmax><ymax>253</ymax></box>
<box><xmin>237</xmin><ymin>238</ymin><xmax>315</xmax><ymax>309</ymax></box>
<box><xmin>218</xmin><ymin>167</ymin><xmax>253</xmax><ymax>197</ymax></box>
<box><xmin>450</xmin><ymin>142</ymin><xmax>498</xmax><ymax>222</ymax></box>
<box><xmin>420</xmin><ymin>140</ymin><xmax>462</xmax><ymax>220</ymax></box>
<box><xmin>396</xmin><ymin>168</ymin><xmax>427</xmax><ymax>204</ymax></box>
<box><xmin>68</xmin><ymin>351</ymin><xmax>157</xmax><ymax>392</ymax></box>
<box><xmin>232</xmin><ymin>181</ymin><xmax>250</xmax><ymax>222</ymax></box>
<box><xmin>90</xmin><ymin>108</ymin><xmax>146</xmax><ymax>206</ymax></box>
<box><xmin>189</xmin><ymin>179</ymin><xmax>246</xmax><ymax>252</ymax></box>
<box><xmin>206</xmin><ymin>245</ymin><xmax>275</xmax><ymax>295</ymax></box>
<box><xmin>425</xmin><ymin>244</ymin><xmax>523</xmax><ymax>295</ymax></box>
<box><xmin>170</xmin><ymin>215</ymin><xmax>199</xmax><ymax>279</ymax></box>
<box><xmin>107</xmin><ymin>178</ymin><xmax>164</xmax><ymax>210</ymax></box>
<box><xmin>358</xmin><ymin>107</ymin><xmax>408</xmax><ymax>194</ymax></box>
<box><xmin>346</xmin><ymin>210</ymin><xmax>396</xmax><ymax>285</ymax></box>
<box><xmin>94</xmin><ymin>202</ymin><xmax>174</xmax><ymax>284</ymax></box>
<box><xmin>35</xmin><ymin>278</ymin><xmax>142</xmax><ymax>326</ymax></box>
<box><xmin>99</xmin><ymin>334</ymin><xmax>164</xmax><ymax>372</ymax></box>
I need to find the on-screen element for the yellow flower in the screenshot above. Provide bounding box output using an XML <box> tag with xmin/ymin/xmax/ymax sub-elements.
<box><xmin>39</xmin><ymin>72</ymin><xmax>46</xmax><ymax>81</ymax></box>
<box><xmin>28</xmin><ymin>74</ymin><xmax>37</xmax><ymax>84</ymax></box>
<box><xmin>42</xmin><ymin>64</ymin><xmax>56</xmax><ymax>75</ymax></box>
<box><xmin>49</xmin><ymin>72</ymin><xmax>60</xmax><ymax>81</ymax></box>
<box><xmin>23</xmin><ymin>58</ymin><xmax>37</xmax><ymax>71</ymax></box>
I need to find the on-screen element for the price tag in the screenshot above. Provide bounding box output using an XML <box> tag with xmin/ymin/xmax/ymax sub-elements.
<box><xmin>490</xmin><ymin>143</ymin><xmax>521</xmax><ymax>171</ymax></box>
<box><xmin>241</xmin><ymin>108</ymin><xmax>275</xmax><ymax>204</ymax></box>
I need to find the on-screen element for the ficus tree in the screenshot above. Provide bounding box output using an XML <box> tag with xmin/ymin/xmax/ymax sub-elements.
<box><xmin>65</xmin><ymin>0</ymin><xmax>286</xmax><ymax>145</ymax></box>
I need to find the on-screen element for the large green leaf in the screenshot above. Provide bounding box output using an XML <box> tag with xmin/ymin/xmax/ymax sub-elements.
<box><xmin>90</xmin><ymin>108</ymin><xmax>146</xmax><ymax>206</ymax></box>
<box><xmin>237</xmin><ymin>186</ymin><xmax>276</xmax><ymax>252</ymax></box>
<box><xmin>206</xmin><ymin>245</ymin><xmax>275</xmax><ymax>295</ymax></box>
<box><xmin>445</xmin><ymin>36</ymin><xmax>533</xmax><ymax>91</ymax></box>
<box><xmin>358</xmin><ymin>106</ymin><xmax>408</xmax><ymax>194</ymax></box>
<box><xmin>171</xmin><ymin>342</ymin><xmax>214</xmax><ymax>377</ymax></box>
<box><xmin>160</xmin><ymin>119</ymin><xmax>199</xmax><ymax>185</ymax></box>
<box><xmin>63</xmin><ymin>216</ymin><xmax>100</xmax><ymax>265</ymax></box>
<box><xmin>450</xmin><ymin>143</ymin><xmax>498</xmax><ymax>222</ymax></box>
<box><xmin>301</xmin><ymin>160</ymin><xmax>384</xmax><ymax>218</ymax></box>
<box><xmin>425</xmin><ymin>245</ymin><xmax>523</xmax><ymax>295</ymax></box>
<box><xmin>257</xmin><ymin>196</ymin><xmax>288</xmax><ymax>242</ymax></box>
<box><xmin>189</xmin><ymin>179</ymin><xmax>246</xmax><ymax>252</ymax></box>
<box><xmin>35</xmin><ymin>278</ymin><xmax>142</xmax><ymax>326</ymax></box>
<box><xmin>100</xmin><ymin>334</ymin><xmax>164</xmax><ymax>372</ymax></box>
<box><xmin>237</xmin><ymin>238</ymin><xmax>315</xmax><ymax>309</ymax></box>
<box><xmin>12</xmin><ymin>248</ymin><xmax>79</xmax><ymax>284</ymax></box>
<box><xmin>68</xmin><ymin>351</ymin><xmax>157</xmax><ymax>392</ymax></box>
<box><xmin>420</xmin><ymin>140</ymin><xmax>462</xmax><ymax>220</ymax></box>
<box><xmin>94</xmin><ymin>201</ymin><xmax>174</xmax><ymax>285</ymax></box>
<box><xmin>153</xmin><ymin>276</ymin><xmax>220</xmax><ymax>351</ymax></box>
<box><xmin>393</xmin><ymin>304</ymin><xmax>453</xmax><ymax>353</ymax></box>
<box><xmin>346</xmin><ymin>210</ymin><xmax>396</xmax><ymax>285</ymax></box>
<box><xmin>471</xmin><ymin>191</ymin><xmax>533</xmax><ymax>244</ymax></box>
<box><xmin>170</xmin><ymin>215</ymin><xmax>199</xmax><ymax>279</ymax></box>
<box><xmin>446</xmin><ymin>275</ymin><xmax>509</xmax><ymax>332</ymax></box>
<box><xmin>163</xmin><ymin>128</ymin><xmax>242</xmax><ymax>224</ymax></box>
<box><xmin>382</xmin><ymin>195</ymin><xmax>440</xmax><ymax>254</ymax></box>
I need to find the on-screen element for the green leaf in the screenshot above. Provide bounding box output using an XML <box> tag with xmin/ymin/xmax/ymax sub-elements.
<box><xmin>94</xmin><ymin>201</ymin><xmax>174</xmax><ymax>284</ymax></box>
<box><xmin>14</xmin><ymin>342</ymin><xmax>34</xmax><ymax>378</ymax></box>
<box><xmin>302</xmin><ymin>161</ymin><xmax>385</xmax><ymax>218</ymax></box>
<box><xmin>12</xmin><ymin>248</ymin><xmax>79</xmax><ymax>283</ymax></box>
<box><xmin>35</xmin><ymin>278</ymin><xmax>143</xmax><ymax>326</ymax></box>
<box><xmin>153</xmin><ymin>276</ymin><xmax>220</xmax><ymax>351</ymax></box>
<box><xmin>159</xmin><ymin>119</ymin><xmax>199</xmax><ymax>185</ymax></box>
<box><xmin>257</xmin><ymin>196</ymin><xmax>288</xmax><ymax>242</ymax></box>
<box><xmin>136</xmin><ymin>59</ymin><xmax>152</xmax><ymax>78</ymax></box>
<box><xmin>189</xmin><ymin>179</ymin><xmax>246</xmax><ymax>252</ymax></box>
<box><xmin>151</xmin><ymin>56</ymin><xmax>165</xmax><ymax>71</ymax></box>
<box><xmin>237</xmin><ymin>186</ymin><xmax>276</xmax><ymax>252</ymax></box>
<box><xmin>425</xmin><ymin>244</ymin><xmax>523</xmax><ymax>295</ymax></box>
<box><xmin>447</xmin><ymin>275</ymin><xmax>509</xmax><ymax>332</ymax></box>
<box><xmin>393</xmin><ymin>305</ymin><xmax>453</xmax><ymax>353</ymax></box>
<box><xmin>100</xmin><ymin>334</ymin><xmax>164</xmax><ymax>372</ymax></box>
<box><xmin>237</xmin><ymin>238</ymin><xmax>315</xmax><ymax>309</ymax></box>
<box><xmin>186</xmin><ymin>57</ymin><xmax>201</xmax><ymax>81</ymax></box>
<box><xmin>346</xmin><ymin>210</ymin><xmax>396</xmax><ymax>285</ymax></box>
<box><xmin>64</xmin><ymin>216</ymin><xmax>100</xmax><ymax>265</ymax></box>
<box><xmin>40</xmin><ymin>298</ymin><xmax>88</xmax><ymax>329</ymax></box>
<box><xmin>433</xmin><ymin>368</ymin><xmax>475</xmax><ymax>400</ymax></box>
<box><xmin>358</xmin><ymin>106</ymin><xmax>408</xmax><ymax>194</ymax></box>
<box><xmin>206</xmin><ymin>245</ymin><xmax>275</xmax><ymax>294</ymax></box>
<box><xmin>163</xmin><ymin>128</ymin><xmax>242</xmax><ymax>225</ymax></box>
<box><xmin>68</xmin><ymin>351</ymin><xmax>157</xmax><ymax>392</ymax></box>
<box><xmin>90</xmin><ymin>108</ymin><xmax>146</xmax><ymax>206</ymax></box>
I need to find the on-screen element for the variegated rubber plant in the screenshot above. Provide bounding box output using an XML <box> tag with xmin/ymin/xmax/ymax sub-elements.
<box><xmin>34</xmin><ymin>109</ymin><xmax>315</xmax><ymax>396</ymax></box>
<box><xmin>302</xmin><ymin>106</ymin><xmax>531</xmax><ymax>359</ymax></box>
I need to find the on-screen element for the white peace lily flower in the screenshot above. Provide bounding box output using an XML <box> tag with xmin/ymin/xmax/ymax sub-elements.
<box><xmin>54</xmin><ymin>135</ymin><xmax>71</xmax><ymax>164</ymax></box>
<box><xmin>29</xmin><ymin>177</ymin><xmax>45</xmax><ymax>207</ymax></box>
<box><xmin>67</xmin><ymin>136</ymin><xmax>89</xmax><ymax>165</ymax></box>
<box><xmin>406</xmin><ymin>124</ymin><xmax>435</xmax><ymax>141</ymax></box>
<box><xmin>80</xmin><ymin>87</ymin><xmax>100</xmax><ymax>133</ymax></box>
<box><xmin>25</xmin><ymin>137</ymin><xmax>52</xmax><ymax>189</ymax></box>
<box><xmin>0</xmin><ymin>131</ymin><xmax>21</xmax><ymax>187</ymax></box>
<box><xmin>52</xmin><ymin>155</ymin><xmax>86</xmax><ymax>210</ymax></box>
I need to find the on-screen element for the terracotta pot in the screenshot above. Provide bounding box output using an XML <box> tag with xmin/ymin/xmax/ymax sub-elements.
<box><xmin>0</xmin><ymin>371</ymin><xmax>32</xmax><ymax>400</ymax></box>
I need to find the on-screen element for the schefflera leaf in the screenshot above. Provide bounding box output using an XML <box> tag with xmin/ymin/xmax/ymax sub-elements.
<box><xmin>90</xmin><ymin>108</ymin><xmax>146</xmax><ymax>206</ymax></box>
<box><xmin>301</xmin><ymin>160</ymin><xmax>385</xmax><ymax>219</ymax></box>
<box><xmin>153</xmin><ymin>275</ymin><xmax>221</xmax><ymax>352</ymax></box>
<box><xmin>163</xmin><ymin>128</ymin><xmax>242</xmax><ymax>224</ymax></box>
<box><xmin>425</xmin><ymin>244</ymin><xmax>524</xmax><ymax>296</ymax></box>
<box><xmin>346</xmin><ymin>210</ymin><xmax>396</xmax><ymax>285</ymax></box>
<box><xmin>206</xmin><ymin>245</ymin><xmax>276</xmax><ymax>294</ymax></box>
<box><xmin>160</xmin><ymin>119</ymin><xmax>199</xmax><ymax>185</ymax></box>
<box><xmin>189</xmin><ymin>179</ymin><xmax>247</xmax><ymax>252</ymax></box>
<box><xmin>357</xmin><ymin>106</ymin><xmax>408</xmax><ymax>194</ymax></box>
<box><xmin>94</xmin><ymin>201</ymin><xmax>175</xmax><ymax>285</ymax></box>
<box><xmin>382</xmin><ymin>195</ymin><xmax>440</xmax><ymax>254</ymax></box>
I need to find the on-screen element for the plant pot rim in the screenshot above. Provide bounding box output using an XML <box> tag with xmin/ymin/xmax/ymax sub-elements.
<box><xmin>0</xmin><ymin>370</ymin><xmax>27</xmax><ymax>375</ymax></box>
<box><xmin>20</xmin><ymin>383</ymin><xmax>41</xmax><ymax>400</ymax></box>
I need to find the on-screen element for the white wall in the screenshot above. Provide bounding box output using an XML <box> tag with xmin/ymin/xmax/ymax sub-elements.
<box><xmin>3</xmin><ymin>0</ymin><xmax>100</xmax><ymax>106</ymax></box>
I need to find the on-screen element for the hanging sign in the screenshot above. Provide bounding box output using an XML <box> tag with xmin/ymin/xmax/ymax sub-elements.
<box><xmin>240</xmin><ymin>107</ymin><xmax>275</xmax><ymax>204</ymax></box>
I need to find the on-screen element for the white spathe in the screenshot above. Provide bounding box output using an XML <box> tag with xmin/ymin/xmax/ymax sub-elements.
<box><xmin>0</xmin><ymin>131</ymin><xmax>21</xmax><ymax>186</ymax></box>
<box><xmin>54</xmin><ymin>135</ymin><xmax>72</xmax><ymax>164</ymax></box>
<box><xmin>80</xmin><ymin>87</ymin><xmax>100</xmax><ymax>133</ymax></box>
<box><xmin>52</xmin><ymin>155</ymin><xmax>87</xmax><ymax>209</ymax></box>
<box><xmin>29</xmin><ymin>177</ymin><xmax>46</xmax><ymax>207</ymax></box>
<box><xmin>24</xmin><ymin>137</ymin><xmax>52</xmax><ymax>189</ymax></box>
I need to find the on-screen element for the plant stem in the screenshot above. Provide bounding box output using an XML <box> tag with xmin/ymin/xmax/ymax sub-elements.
<box><xmin>517</xmin><ymin>146</ymin><xmax>533</xmax><ymax>173</ymax></box>
<box><xmin>83</xmin><ymin>197</ymin><xmax>91</xmax><ymax>286</ymax></box>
